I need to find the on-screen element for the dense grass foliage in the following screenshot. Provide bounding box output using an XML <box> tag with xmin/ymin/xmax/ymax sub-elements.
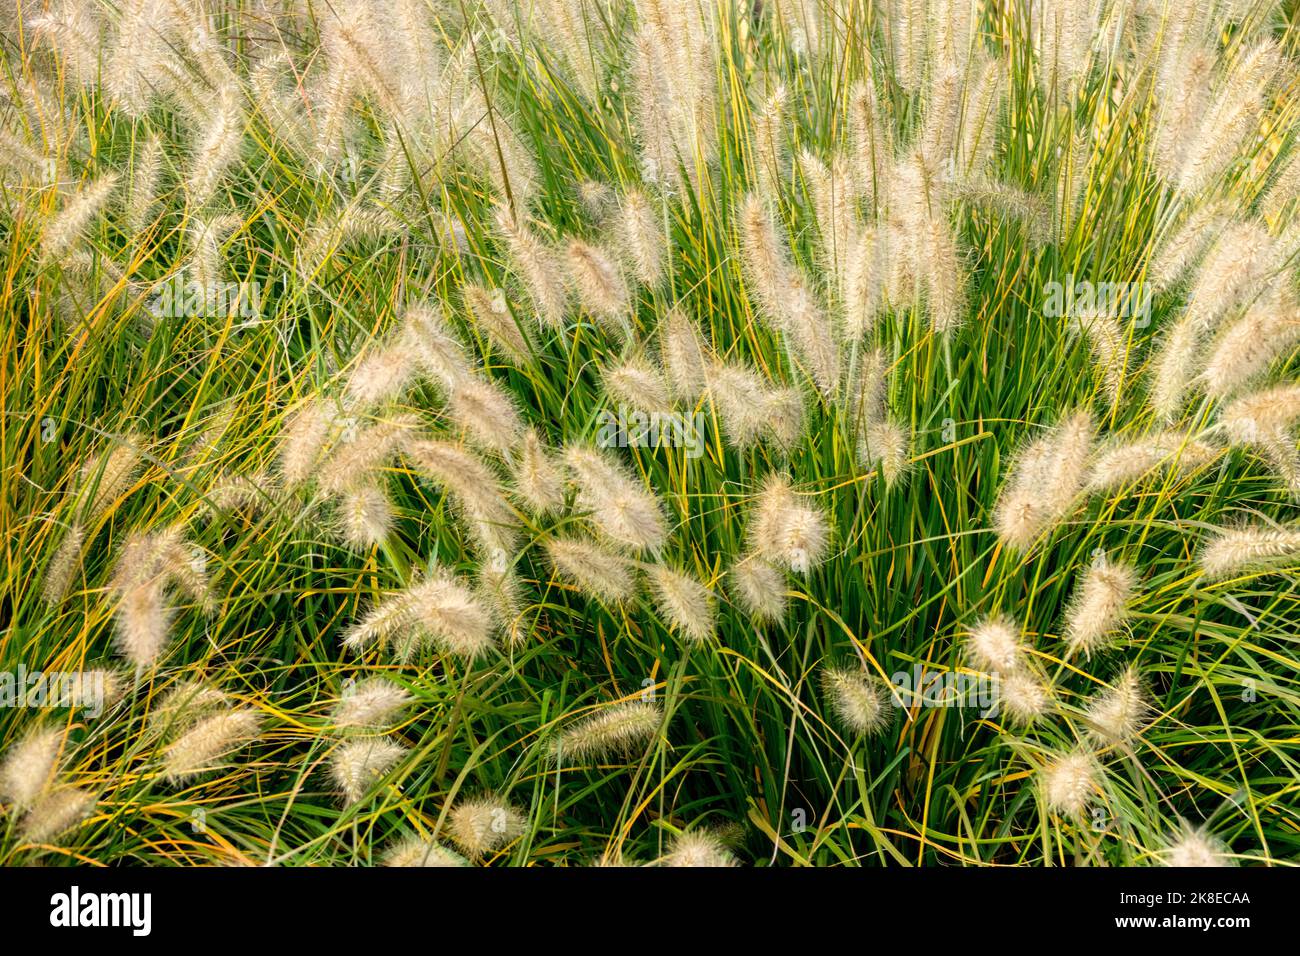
<box><xmin>2</xmin><ymin>0</ymin><xmax>1300</xmax><ymax>866</ymax></box>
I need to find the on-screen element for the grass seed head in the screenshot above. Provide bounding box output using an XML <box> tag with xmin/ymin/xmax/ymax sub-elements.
<box><xmin>565</xmin><ymin>238</ymin><xmax>630</xmax><ymax>328</ymax></box>
<box><xmin>513</xmin><ymin>429</ymin><xmax>566</xmax><ymax>515</ymax></box>
<box><xmin>400</xmin><ymin>303</ymin><xmax>474</xmax><ymax>388</ymax></box>
<box><xmin>163</xmin><ymin>708</ymin><xmax>262</xmax><ymax>784</ymax></box>
<box><xmin>278</xmin><ymin>399</ymin><xmax>341</xmax><ymax>491</ymax></box>
<box><xmin>860</xmin><ymin>419</ymin><xmax>912</xmax><ymax>487</ymax></box>
<box><xmin>554</xmin><ymin>700</ymin><xmax>662</xmax><ymax>765</ymax></box>
<box><xmin>604</xmin><ymin>357</ymin><xmax>673</xmax><ymax>416</ymax></box>
<box><xmin>728</xmin><ymin>557</ymin><xmax>788</xmax><ymax>621</ymax></box>
<box><xmin>0</xmin><ymin>726</ymin><xmax>64</xmax><ymax>810</ymax></box>
<box><xmin>1085</xmin><ymin>666</ymin><xmax>1149</xmax><ymax>744</ymax></box>
<box><xmin>660</xmin><ymin>306</ymin><xmax>711</xmax><ymax>400</ymax></box>
<box><xmin>330</xmin><ymin>738</ymin><xmax>407</xmax><ymax>805</ymax></box>
<box><xmin>345</xmin><ymin>345</ymin><xmax>419</xmax><ymax>408</ymax></box>
<box><xmin>317</xmin><ymin>416</ymin><xmax>418</xmax><ymax>496</ymax></box>
<box><xmin>661</xmin><ymin>829</ymin><xmax>737</xmax><ymax>867</ymax></box>
<box><xmin>617</xmin><ymin>188</ymin><xmax>666</xmax><ymax>286</ymax></box>
<box><xmin>447</xmin><ymin>376</ymin><xmax>525</xmax><ymax>455</ymax></box>
<box><xmin>998</xmin><ymin>671</ymin><xmax>1051</xmax><ymax>726</ymax></box>
<box><xmin>1086</xmin><ymin>431</ymin><xmax>1219</xmax><ymax>494</ymax></box>
<box><xmin>41</xmin><ymin>523</ymin><xmax>85</xmax><ymax>604</ymax></box>
<box><xmin>747</xmin><ymin>473</ymin><xmax>829</xmax><ymax>574</ymax></box>
<box><xmin>645</xmin><ymin>564</ymin><xmax>716</xmax><ymax>642</ymax></box>
<box><xmin>822</xmin><ymin>667</ymin><xmax>890</xmax><ymax>736</ymax></box>
<box><xmin>565</xmin><ymin>447</ymin><xmax>668</xmax><ymax>553</ymax></box>
<box><xmin>1199</xmin><ymin>522</ymin><xmax>1300</xmax><ymax>580</ymax></box>
<box><xmin>462</xmin><ymin>282</ymin><xmax>531</xmax><ymax>363</ymax></box>
<box><xmin>21</xmin><ymin>786</ymin><xmax>97</xmax><ymax>843</ymax></box>
<box><xmin>966</xmin><ymin>614</ymin><xmax>1025</xmax><ymax>675</ymax></box>
<box><xmin>493</xmin><ymin>204</ymin><xmax>570</xmax><ymax>330</ymax></box>
<box><xmin>332</xmin><ymin>677</ymin><xmax>412</xmax><ymax>731</ymax></box>
<box><xmin>448</xmin><ymin>795</ymin><xmax>525</xmax><ymax>858</ymax></box>
<box><xmin>79</xmin><ymin>432</ymin><xmax>145</xmax><ymax>523</ymax></box>
<box><xmin>545</xmin><ymin>536</ymin><xmax>637</xmax><ymax>603</ymax></box>
<box><xmin>1162</xmin><ymin>823</ymin><xmax>1234</xmax><ymax>867</ymax></box>
<box><xmin>994</xmin><ymin>409</ymin><xmax>1094</xmax><ymax>550</ymax></box>
<box><xmin>1218</xmin><ymin>383</ymin><xmax>1300</xmax><ymax>445</ymax></box>
<box><xmin>337</xmin><ymin>484</ymin><xmax>395</xmax><ymax>550</ymax></box>
<box><xmin>42</xmin><ymin>173</ymin><xmax>118</xmax><ymax>260</ymax></box>
<box><xmin>1064</xmin><ymin>556</ymin><xmax>1138</xmax><ymax>658</ymax></box>
<box><xmin>1042</xmin><ymin>750</ymin><xmax>1099</xmax><ymax>816</ymax></box>
<box><xmin>383</xmin><ymin>835</ymin><xmax>469</xmax><ymax>867</ymax></box>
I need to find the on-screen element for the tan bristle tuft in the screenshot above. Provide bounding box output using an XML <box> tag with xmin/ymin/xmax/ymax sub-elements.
<box><xmin>447</xmin><ymin>795</ymin><xmax>525</xmax><ymax>858</ymax></box>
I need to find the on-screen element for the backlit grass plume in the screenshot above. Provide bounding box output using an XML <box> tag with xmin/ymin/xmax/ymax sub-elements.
<box><xmin>965</xmin><ymin>614</ymin><xmax>1026</xmax><ymax>675</ymax></box>
<box><xmin>344</xmin><ymin>570</ymin><xmax>496</xmax><ymax>661</ymax></box>
<box><xmin>330</xmin><ymin>738</ymin><xmax>408</xmax><ymax>806</ymax></box>
<box><xmin>1084</xmin><ymin>666</ymin><xmax>1149</xmax><ymax>745</ymax></box>
<box><xmin>447</xmin><ymin>795</ymin><xmax>526</xmax><ymax>859</ymax></box>
<box><xmin>21</xmin><ymin>786</ymin><xmax>98</xmax><ymax>843</ymax></box>
<box><xmin>1161</xmin><ymin>824</ymin><xmax>1235</xmax><ymax>867</ymax></box>
<box><xmin>332</xmin><ymin>678</ymin><xmax>413</xmax><ymax>731</ymax></box>
<box><xmin>109</xmin><ymin>526</ymin><xmax>215</xmax><ymax>669</ymax></box>
<box><xmin>659</xmin><ymin>829</ymin><xmax>738</xmax><ymax>867</ymax></box>
<box><xmin>553</xmin><ymin>701</ymin><xmax>662</xmax><ymax>765</ymax></box>
<box><xmin>644</xmin><ymin>565</ymin><xmax>716</xmax><ymax>643</ymax></box>
<box><xmin>565</xmin><ymin>447</ymin><xmax>668</xmax><ymax>553</ymax></box>
<box><xmin>821</xmin><ymin>667</ymin><xmax>890</xmax><ymax>736</ymax></box>
<box><xmin>0</xmin><ymin>726</ymin><xmax>64</xmax><ymax>811</ymax></box>
<box><xmin>382</xmin><ymin>835</ymin><xmax>469</xmax><ymax>867</ymax></box>
<box><xmin>1199</xmin><ymin>522</ymin><xmax>1300</xmax><ymax>581</ymax></box>
<box><xmin>993</xmin><ymin>410</ymin><xmax>1093</xmax><ymax>550</ymax></box>
<box><xmin>163</xmin><ymin>708</ymin><xmax>262</xmax><ymax>785</ymax></box>
<box><xmin>1041</xmin><ymin>750</ymin><xmax>1099</xmax><ymax>817</ymax></box>
<box><xmin>728</xmin><ymin>557</ymin><xmax>788</xmax><ymax>622</ymax></box>
<box><xmin>1062</xmin><ymin>556</ymin><xmax>1138</xmax><ymax>659</ymax></box>
<box><xmin>747</xmin><ymin>474</ymin><xmax>830</xmax><ymax>574</ymax></box>
<box><xmin>545</xmin><ymin>536</ymin><xmax>637</xmax><ymax>603</ymax></box>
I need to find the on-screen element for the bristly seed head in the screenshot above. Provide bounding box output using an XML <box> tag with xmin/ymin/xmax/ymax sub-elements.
<box><xmin>998</xmin><ymin>671</ymin><xmax>1051</xmax><ymax>726</ymax></box>
<box><xmin>747</xmin><ymin>473</ymin><xmax>830</xmax><ymax>574</ymax></box>
<box><xmin>821</xmin><ymin>667</ymin><xmax>890</xmax><ymax>736</ymax></box>
<box><xmin>21</xmin><ymin>786</ymin><xmax>97</xmax><ymax>843</ymax></box>
<box><xmin>332</xmin><ymin>677</ymin><xmax>412</xmax><ymax>730</ymax></box>
<box><xmin>1199</xmin><ymin>522</ymin><xmax>1300</xmax><ymax>580</ymax></box>
<box><xmin>1085</xmin><ymin>665</ymin><xmax>1149</xmax><ymax>744</ymax></box>
<box><xmin>162</xmin><ymin>708</ymin><xmax>262</xmax><ymax>785</ymax></box>
<box><xmin>564</xmin><ymin>447</ymin><xmax>668</xmax><ymax>553</ymax></box>
<box><xmin>644</xmin><ymin>564</ymin><xmax>716</xmax><ymax>642</ymax></box>
<box><xmin>0</xmin><ymin>725</ymin><xmax>64</xmax><ymax>810</ymax></box>
<box><xmin>727</xmin><ymin>556</ymin><xmax>788</xmax><ymax>622</ymax></box>
<box><xmin>553</xmin><ymin>700</ymin><xmax>662</xmax><ymax>765</ymax></box>
<box><xmin>330</xmin><ymin>737</ymin><xmax>408</xmax><ymax>805</ymax></box>
<box><xmin>1161</xmin><ymin>823</ymin><xmax>1235</xmax><ymax>867</ymax></box>
<box><xmin>447</xmin><ymin>795</ymin><xmax>525</xmax><ymax>858</ymax></box>
<box><xmin>544</xmin><ymin>535</ymin><xmax>637</xmax><ymax>603</ymax></box>
<box><xmin>383</xmin><ymin>835</ymin><xmax>470</xmax><ymax>867</ymax></box>
<box><xmin>966</xmin><ymin>614</ymin><xmax>1025</xmax><ymax>675</ymax></box>
<box><xmin>1063</xmin><ymin>555</ymin><xmax>1138</xmax><ymax>659</ymax></box>
<box><xmin>660</xmin><ymin>829</ymin><xmax>738</xmax><ymax>867</ymax></box>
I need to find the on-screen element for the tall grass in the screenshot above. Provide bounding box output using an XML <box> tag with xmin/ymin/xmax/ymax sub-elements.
<box><xmin>1</xmin><ymin>0</ymin><xmax>1299</xmax><ymax>866</ymax></box>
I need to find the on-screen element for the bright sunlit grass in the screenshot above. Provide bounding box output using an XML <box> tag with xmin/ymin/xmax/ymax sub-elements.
<box><xmin>2</xmin><ymin>0</ymin><xmax>1299</xmax><ymax>867</ymax></box>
